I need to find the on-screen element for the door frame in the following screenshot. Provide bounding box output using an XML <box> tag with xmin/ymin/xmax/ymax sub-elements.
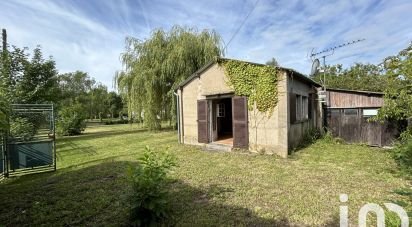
<box><xmin>208</xmin><ymin>100</ymin><xmax>214</xmax><ymax>142</ymax></box>
<box><xmin>205</xmin><ymin>93</ymin><xmax>234</xmax><ymax>144</ymax></box>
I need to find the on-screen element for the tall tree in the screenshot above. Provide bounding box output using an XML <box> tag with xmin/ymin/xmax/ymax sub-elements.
<box><xmin>0</xmin><ymin>46</ymin><xmax>26</xmax><ymax>101</ymax></box>
<box><xmin>58</xmin><ymin>71</ymin><xmax>95</xmax><ymax>104</ymax></box>
<box><xmin>90</xmin><ymin>83</ymin><xmax>108</xmax><ymax>119</ymax></box>
<box><xmin>265</xmin><ymin>57</ymin><xmax>279</xmax><ymax>67</ymax></box>
<box><xmin>0</xmin><ymin>92</ymin><xmax>7</xmax><ymax>130</ymax></box>
<box><xmin>312</xmin><ymin>63</ymin><xmax>386</xmax><ymax>92</ymax></box>
<box><xmin>107</xmin><ymin>91</ymin><xmax>123</xmax><ymax>118</ymax></box>
<box><xmin>0</xmin><ymin>43</ymin><xmax>11</xmax><ymax>130</ymax></box>
<box><xmin>58</xmin><ymin>71</ymin><xmax>95</xmax><ymax>117</ymax></box>
<box><xmin>0</xmin><ymin>45</ymin><xmax>59</xmax><ymax>104</ymax></box>
<box><xmin>15</xmin><ymin>47</ymin><xmax>59</xmax><ymax>103</ymax></box>
<box><xmin>377</xmin><ymin>43</ymin><xmax>412</xmax><ymax>121</ymax></box>
<box><xmin>116</xmin><ymin>26</ymin><xmax>223</xmax><ymax>129</ymax></box>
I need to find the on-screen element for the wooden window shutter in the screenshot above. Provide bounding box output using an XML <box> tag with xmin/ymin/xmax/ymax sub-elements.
<box><xmin>197</xmin><ymin>100</ymin><xmax>209</xmax><ymax>143</ymax></box>
<box><xmin>290</xmin><ymin>93</ymin><xmax>297</xmax><ymax>123</ymax></box>
<box><xmin>232</xmin><ymin>96</ymin><xmax>248</xmax><ymax>149</ymax></box>
<box><xmin>308</xmin><ymin>94</ymin><xmax>313</xmax><ymax>119</ymax></box>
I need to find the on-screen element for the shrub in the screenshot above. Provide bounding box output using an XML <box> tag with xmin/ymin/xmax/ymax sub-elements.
<box><xmin>104</xmin><ymin>119</ymin><xmax>113</xmax><ymax>125</ymax></box>
<box><xmin>320</xmin><ymin>130</ymin><xmax>345</xmax><ymax>144</ymax></box>
<box><xmin>10</xmin><ymin>117</ymin><xmax>36</xmax><ymax>141</ymax></box>
<box><xmin>104</xmin><ymin>119</ymin><xmax>128</xmax><ymax>125</ymax></box>
<box><xmin>127</xmin><ymin>146</ymin><xmax>176</xmax><ymax>226</ymax></box>
<box><xmin>392</xmin><ymin>129</ymin><xmax>412</xmax><ymax>173</ymax></box>
<box><xmin>0</xmin><ymin>97</ymin><xmax>9</xmax><ymax>131</ymax></box>
<box><xmin>56</xmin><ymin>104</ymin><xmax>86</xmax><ymax>136</ymax></box>
<box><xmin>302</xmin><ymin>128</ymin><xmax>322</xmax><ymax>145</ymax></box>
<box><xmin>293</xmin><ymin>128</ymin><xmax>323</xmax><ymax>150</ymax></box>
<box><xmin>399</xmin><ymin>128</ymin><xmax>412</xmax><ymax>144</ymax></box>
<box><xmin>385</xmin><ymin>210</ymin><xmax>403</xmax><ymax>227</ymax></box>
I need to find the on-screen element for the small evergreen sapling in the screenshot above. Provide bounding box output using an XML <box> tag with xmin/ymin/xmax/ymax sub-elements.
<box><xmin>126</xmin><ymin>146</ymin><xmax>176</xmax><ymax>226</ymax></box>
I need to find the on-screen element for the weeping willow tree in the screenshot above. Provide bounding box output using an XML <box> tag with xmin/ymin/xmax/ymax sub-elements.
<box><xmin>115</xmin><ymin>26</ymin><xmax>223</xmax><ymax>130</ymax></box>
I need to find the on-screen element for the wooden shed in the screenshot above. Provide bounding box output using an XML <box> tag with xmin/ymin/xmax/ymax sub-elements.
<box><xmin>325</xmin><ymin>88</ymin><xmax>400</xmax><ymax>146</ymax></box>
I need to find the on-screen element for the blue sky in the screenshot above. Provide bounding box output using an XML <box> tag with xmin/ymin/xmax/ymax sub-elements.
<box><xmin>1</xmin><ymin>0</ymin><xmax>411</xmax><ymax>89</ymax></box>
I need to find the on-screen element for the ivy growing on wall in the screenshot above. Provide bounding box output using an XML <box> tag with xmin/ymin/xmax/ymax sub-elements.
<box><xmin>220</xmin><ymin>59</ymin><xmax>279</xmax><ymax>115</ymax></box>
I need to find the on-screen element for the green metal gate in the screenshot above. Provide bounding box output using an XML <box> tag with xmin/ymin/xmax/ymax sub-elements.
<box><xmin>5</xmin><ymin>104</ymin><xmax>56</xmax><ymax>176</ymax></box>
<box><xmin>0</xmin><ymin>131</ymin><xmax>6</xmax><ymax>179</ymax></box>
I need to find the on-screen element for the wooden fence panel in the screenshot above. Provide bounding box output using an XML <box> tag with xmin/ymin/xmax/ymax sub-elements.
<box><xmin>327</xmin><ymin>108</ymin><xmax>399</xmax><ymax>147</ymax></box>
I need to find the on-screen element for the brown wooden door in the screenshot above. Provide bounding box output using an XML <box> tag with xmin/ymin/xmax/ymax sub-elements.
<box><xmin>327</xmin><ymin>109</ymin><xmax>341</xmax><ymax>137</ymax></box>
<box><xmin>232</xmin><ymin>96</ymin><xmax>248</xmax><ymax>148</ymax></box>
<box><xmin>197</xmin><ymin>100</ymin><xmax>209</xmax><ymax>143</ymax></box>
<box><xmin>340</xmin><ymin>115</ymin><xmax>360</xmax><ymax>143</ymax></box>
<box><xmin>328</xmin><ymin>108</ymin><xmax>388</xmax><ymax>146</ymax></box>
<box><xmin>360</xmin><ymin>117</ymin><xmax>382</xmax><ymax>146</ymax></box>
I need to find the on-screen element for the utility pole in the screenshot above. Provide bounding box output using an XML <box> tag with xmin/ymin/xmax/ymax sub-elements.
<box><xmin>1</xmin><ymin>28</ymin><xmax>12</xmax><ymax>99</ymax></box>
<box><xmin>309</xmin><ymin>39</ymin><xmax>365</xmax><ymax>130</ymax></box>
<box><xmin>2</xmin><ymin>29</ymin><xmax>6</xmax><ymax>52</ymax></box>
<box><xmin>1</xmin><ymin>28</ymin><xmax>9</xmax><ymax>178</ymax></box>
<box><xmin>310</xmin><ymin>39</ymin><xmax>366</xmax><ymax>91</ymax></box>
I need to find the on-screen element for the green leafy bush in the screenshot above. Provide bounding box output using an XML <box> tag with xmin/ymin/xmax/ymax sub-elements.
<box><xmin>126</xmin><ymin>146</ymin><xmax>176</xmax><ymax>226</ymax></box>
<box><xmin>0</xmin><ymin>97</ymin><xmax>9</xmax><ymax>131</ymax></box>
<box><xmin>385</xmin><ymin>210</ymin><xmax>403</xmax><ymax>227</ymax></box>
<box><xmin>104</xmin><ymin>119</ymin><xmax>128</xmax><ymax>125</ymax></box>
<box><xmin>57</xmin><ymin>104</ymin><xmax>86</xmax><ymax>136</ymax></box>
<box><xmin>320</xmin><ymin>131</ymin><xmax>345</xmax><ymax>144</ymax></box>
<box><xmin>392</xmin><ymin>129</ymin><xmax>412</xmax><ymax>173</ymax></box>
<box><xmin>10</xmin><ymin>117</ymin><xmax>36</xmax><ymax>141</ymax></box>
<box><xmin>301</xmin><ymin>128</ymin><xmax>322</xmax><ymax>145</ymax></box>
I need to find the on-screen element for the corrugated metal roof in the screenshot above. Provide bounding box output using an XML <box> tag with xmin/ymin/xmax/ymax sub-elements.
<box><xmin>326</xmin><ymin>88</ymin><xmax>384</xmax><ymax>95</ymax></box>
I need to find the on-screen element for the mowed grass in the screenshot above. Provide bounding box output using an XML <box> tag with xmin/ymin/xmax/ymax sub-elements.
<box><xmin>0</xmin><ymin>124</ymin><xmax>410</xmax><ymax>226</ymax></box>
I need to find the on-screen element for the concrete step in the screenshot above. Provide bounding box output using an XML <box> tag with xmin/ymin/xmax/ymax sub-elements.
<box><xmin>204</xmin><ymin>143</ymin><xmax>232</xmax><ymax>152</ymax></box>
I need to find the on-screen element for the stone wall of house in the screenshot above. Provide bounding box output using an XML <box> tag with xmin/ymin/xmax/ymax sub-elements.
<box><xmin>247</xmin><ymin>71</ymin><xmax>288</xmax><ymax>157</ymax></box>
<box><xmin>180</xmin><ymin>63</ymin><xmax>234</xmax><ymax>145</ymax></box>
<box><xmin>199</xmin><ymin>64</ymin><xmax>234</xmax><ymax>96</ymax></box>
<box><xmin>181</xmin><ymin>77</ymin><xmax>200</xmax><ymax>145</ymax></box>
<box><xmin>287</xmin><ymin>74</ymin><xmax>321</xmax><ymax>151</ymax></box>
<box><xmin>178</xmin><ymin>62</ymin><xmax>305</xmax><ymax>158</ymax></box>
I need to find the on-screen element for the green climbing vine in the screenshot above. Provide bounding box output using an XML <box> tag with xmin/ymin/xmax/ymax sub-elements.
<box><xmin>220</xmin><ymin>59</ymin><xmax>279</xmax><ymax>115</ymax></box>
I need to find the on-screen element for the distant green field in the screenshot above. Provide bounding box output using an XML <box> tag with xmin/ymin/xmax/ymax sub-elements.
<box><xmin>0</xmin><ymin>124</ymin><xmax>409</xmax><ymax>226</ymax></box>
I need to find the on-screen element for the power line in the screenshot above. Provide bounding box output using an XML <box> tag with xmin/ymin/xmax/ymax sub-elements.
<box><xmin>223</xmin><ymin>0</ymin><xmax>260</xmax><ymax>53</ymax></box>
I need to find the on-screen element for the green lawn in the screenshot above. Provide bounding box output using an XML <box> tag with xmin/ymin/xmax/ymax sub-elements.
<box><xmin>0</xmin><ymin>124</ymin><xmax>410</xmax><ymax>226</ymax></box>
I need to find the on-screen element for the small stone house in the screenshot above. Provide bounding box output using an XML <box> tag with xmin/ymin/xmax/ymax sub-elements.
<box><xmin>174</xmin><ymin>58</ymin><xmax>322</xmax><ymax>157</ymax></box>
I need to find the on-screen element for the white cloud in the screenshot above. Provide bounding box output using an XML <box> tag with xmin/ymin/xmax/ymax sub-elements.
<box><xmin>0</xmin><ymin>0</ymin><xmax>411</xmax><ymax>90</ymax></box>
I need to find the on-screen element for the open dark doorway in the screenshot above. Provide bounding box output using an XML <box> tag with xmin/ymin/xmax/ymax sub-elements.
<box><xmin>213</xmin><ymin>98</ymin><xmax>233</xmax><ymax>145</ymax></box>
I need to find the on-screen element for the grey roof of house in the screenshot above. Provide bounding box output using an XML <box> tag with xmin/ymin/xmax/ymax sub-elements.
<box><xmin>175</xmin><ymin>57</ymin><xmax>321</xmax><ymax>90</ymax></box>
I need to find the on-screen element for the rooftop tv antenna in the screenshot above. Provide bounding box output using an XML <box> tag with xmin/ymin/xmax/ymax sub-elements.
<box><xmin>309</xmin><ymin>39</ymin><xmax>365</xmax><ymax>102</ymax></box>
